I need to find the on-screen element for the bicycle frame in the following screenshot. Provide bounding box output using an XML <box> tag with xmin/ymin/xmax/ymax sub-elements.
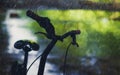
<box><xmin>37</xmin><ymin>39</ymin><xmax>57</xmax><ymax>75</ymax></box>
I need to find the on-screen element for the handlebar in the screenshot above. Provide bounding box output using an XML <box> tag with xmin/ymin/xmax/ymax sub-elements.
<box><xmin>27</xmin><ymin>10</ymin><xmax>80</xmax><ymax>46</ymax></box>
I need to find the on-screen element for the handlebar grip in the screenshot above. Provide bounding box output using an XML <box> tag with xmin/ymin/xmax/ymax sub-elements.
<box><xmin>71</xmin><ymin>30</ymin><xmax>81</xmax><ymax>35</ymax></box>
<box><xmin>26</xmin><ymin>10</ymin><xmax>43</xmax><ymax>21</ymax></box>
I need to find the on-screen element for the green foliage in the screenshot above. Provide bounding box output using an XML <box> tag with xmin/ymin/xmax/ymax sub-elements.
<box><xmin>26</xmin><ymin>10</ymin><xmax>120</xmax><ymax>57</ymax></box>
<box><xmin>91</xmin><ymin>0</ymin><xmax>114</xmax><ymax>3</ymax></box>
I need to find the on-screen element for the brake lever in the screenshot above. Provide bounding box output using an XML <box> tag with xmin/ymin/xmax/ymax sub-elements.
<box><xmin>35</xmin><ymin>32</ymin><xmax>47</xmax><ymax>36</ymax></box>
<box><xmin>71</xmin><ymin>35</ymin><xmax>79</xmax><ymax>47</ymax></box>
<box><xmin>72</xmin><ymin>42</ymin><xmax>79</xmax><ymax>47</ymax></box>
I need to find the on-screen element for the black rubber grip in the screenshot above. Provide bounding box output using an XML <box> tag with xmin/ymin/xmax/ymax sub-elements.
<box><xmin>26</xmin><ymin>10</ymin><xmax>42</xmax><ymax>21</ymax></box>
<box><xmin>71</xmin><ymin>30</ymin><xmax>81</xmax><ymax>34</ymax></box>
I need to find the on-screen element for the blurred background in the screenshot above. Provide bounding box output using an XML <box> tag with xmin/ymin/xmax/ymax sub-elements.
<box><xmin>0</xmin><ymin>0</ymin><xmax>120</xmax><ymax>75</ymax></box>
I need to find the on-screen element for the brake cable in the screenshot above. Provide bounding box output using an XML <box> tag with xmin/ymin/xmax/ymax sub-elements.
<box><xmin>26</xmin><ymin>53</ymin><xmax>42</xmax><ymax>73</ymax></box>
<box><xmin>63</xmin><ymin>42</ymin><xmax>72</xmax><ymax>75</ymax></box>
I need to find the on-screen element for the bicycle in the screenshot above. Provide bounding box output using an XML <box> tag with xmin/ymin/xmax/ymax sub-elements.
<box><xmin>11</xmin><ymin>10</ymin><xmax>81</xmax><ymax>75</ymax></box>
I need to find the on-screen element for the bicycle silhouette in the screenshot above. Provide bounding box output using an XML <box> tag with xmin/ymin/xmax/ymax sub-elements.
<box><xmin>11</xmin><ymin>10</ymin><xmax>80</xmax><ymax>75</ymax></box>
